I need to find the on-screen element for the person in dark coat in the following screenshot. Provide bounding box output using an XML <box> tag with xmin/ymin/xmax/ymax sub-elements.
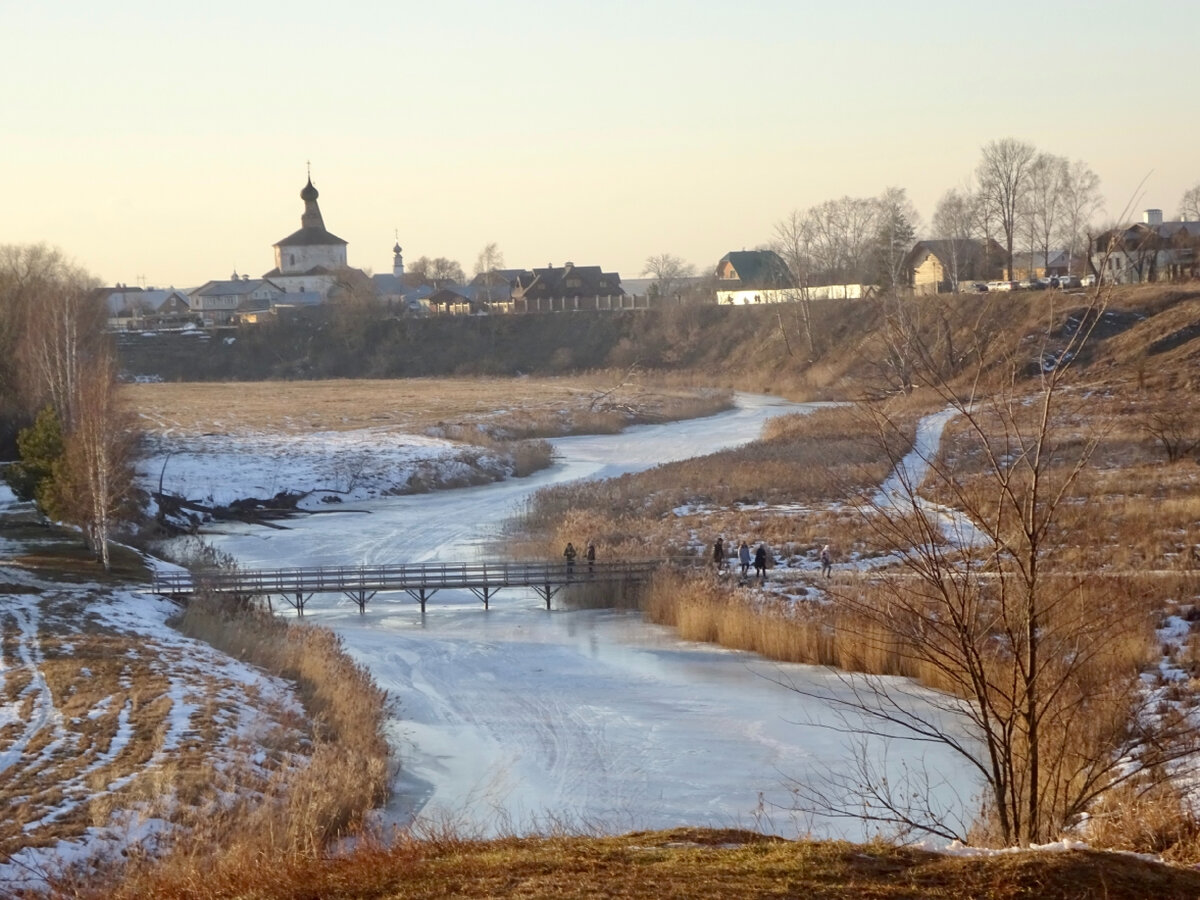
<box><xmin>753</xmin><ymin>544</ymin><xmax>768</xmax><ymax>580</ymax></box>
<box><xmin>713</xmin><ymin>537</ymin><xmax>726</xmax><ymax>570</ymax></box>
<box><xmin>564</xmin><ymin>542</ymin><xmax>577</xmax><ymax>577</ymax></box>
<box><xmin>586</xmin><ymin>542</ymin><xmax>596</xmax><ymax>574</ymax></box>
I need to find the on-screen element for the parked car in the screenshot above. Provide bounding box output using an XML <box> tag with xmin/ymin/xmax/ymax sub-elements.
<box><xmin>1019</xmin><ymin>278</ymin><xmax>1046</xmax><ymax>291</ymax></box>
<box><xmin>1058</xmin><ymin>275</ymin><xmax>1082</xmax><ymax>289</ymax></box>
<box><xmin>964</xmin><ymin>281</ymin><xmax>988</xmax><ymax>293</ymax></box>
<box><xmin>1080</xmin><ymin>274</ymin><xmax>1096</xmax><ymax>287</ymax></box>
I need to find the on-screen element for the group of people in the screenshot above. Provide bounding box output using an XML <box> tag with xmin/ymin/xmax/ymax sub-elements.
<box><xmin>561</xmin><ymin>537</ymin><xmax>833</xmax><ymax>581</ymax></box>
<box><xmin>713</xmin><ymin>537</ymin><xmax>769</xmax><ymax>580</ymax></box>
<box><xmin>713</xmin><ymin>537</ymin><xmax>834</xmax><ymax>580</ymax></box>
<box><xmin>562</xmin><ymin>541</ymin><xmax>596</xmax><ymax>576</ymax></box>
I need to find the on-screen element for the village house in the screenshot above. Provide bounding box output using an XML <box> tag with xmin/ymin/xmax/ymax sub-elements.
<box><xmin>714</xmin><ymin>250</ymin><xmax>795</xmax><ymax>304</ymax></box>
<box><xmin>99</xmin><ymin>285</ymin><xmax>195</xmax><ymax>330</ymax></box>
<box><xmin>1091</xmin><ymin>209</ymin><xmax>1200</xmax><ymax>284</ymax></box>
<box><xmin>510</xmin><ymin>263</ymin><xmax>625</xmax><ymax>313</ymax></box>
<box><xmin>188</xmin><ymin>274</ymin><xmax>285</xmax><ymax>326</ymax></box>
<box><xmin>906</xmin><ymin>239</ymin><xmax>1006</xmax><ymax>294</ymax></box>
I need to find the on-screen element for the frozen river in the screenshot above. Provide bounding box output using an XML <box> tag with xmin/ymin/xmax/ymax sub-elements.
<box><xmin>201</xmin><ymin>393</ymin><xmax>979</xmax><ymax>841</ymax></box>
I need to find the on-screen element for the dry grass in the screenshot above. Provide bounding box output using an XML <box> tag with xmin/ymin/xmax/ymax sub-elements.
<box><xmin>49</xmin><ymin>827</ymin><xmax>1200</xmax><ymax>900</ymax></box>
<box><xmin>514</xmin><ymin>403</ymin><xmax>922</xmax><ymax>565</ymax></box>
<box><xmin>124</xmin><ymin>376</ymin><xmax>732</xmax><ymax>439</ymax></box>
<box><xmin>169</xmin><ymin>597</ymin><xmax>390</xmax><ymax>847</ymax></box>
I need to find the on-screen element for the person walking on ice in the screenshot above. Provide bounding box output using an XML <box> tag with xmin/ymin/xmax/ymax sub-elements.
<box><xmin>564</xmin><ymin>542</ymin><xmax>577</xmax><ymax>577</ymax></box>
<box><xmin>753</xmin><ymin>543</ymin><xmax>768</xmax><ymax>580</ymax></box>
<box><xmin>738</xmin><ymin>541</ymin><xmax>751</xmax><ymax>577</ymax></box>
<box><xmin>819</xmin><ymin>544</ymin><xmax>832</xmax><ymax>578</ymax></box>
<box><xmin>713</xmin><ymin>537</ymin><xmax>727</xmax><ymax>571</ymax></box>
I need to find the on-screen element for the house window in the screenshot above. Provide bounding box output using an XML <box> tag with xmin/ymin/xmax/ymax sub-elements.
<box><xmin>289</xmin><ymin>254</ymin><xmax>295</xmax><ymax>266</ymax></box>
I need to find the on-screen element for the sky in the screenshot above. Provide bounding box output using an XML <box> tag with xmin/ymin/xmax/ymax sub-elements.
<box><xmin>1</xmin><ymin>1</ymin><xmax>1196</xmax><ymax>289</ymax></box>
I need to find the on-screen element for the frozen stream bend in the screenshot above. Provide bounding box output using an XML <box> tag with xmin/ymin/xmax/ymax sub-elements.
<box><xmin>193</xmin><ymin>395</ymin><xmax>981</xmax><ymax>841</ymax></box>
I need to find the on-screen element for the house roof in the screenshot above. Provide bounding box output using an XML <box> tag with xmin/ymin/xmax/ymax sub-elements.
<box><xmin>191</xmin><ymin>278</ymin><xmax>283</xmax><ymax>297</ymax></box>
<box><xmin>514</xmin><ymin>264</ymin><xmax>624</xmax><ymax>298</ymax></box>
<box><xmin>428</xmin><ymin>287</ymin><xmax>474</xmax><ymax>305</ymax></box>
<box><xmin>99</xmin><ymin>288</ymin><xmax>190</xmax><ymax>314</ymax></box>
<box><xmin>273</xmin><ymin>226</ymin><xmax>348</xmax><ymax>248</ymax></box>
<box><xmin>717</xmin><ymin>250</ymin><xmax>793</xmax><ymax>289</ymax></box>
<box><xmin>263</xmin><ymin>265</ymin><xmax>340</xmax><ymax>278</ymax></box>
<box><xmin>905</xmin><ymin>239</ymin><xmax>1005</xmax><ymax>269</ymax></box>
<box><xmin>470</xmin><ymin>268</ymin><xmax>529</xmax><ymax>287</ymax></box>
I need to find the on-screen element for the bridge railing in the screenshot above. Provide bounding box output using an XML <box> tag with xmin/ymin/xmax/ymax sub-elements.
<box><xmin>151</xmin><ymin>557</ymin><xmax>703</xmax><ymax>598</ymax></box>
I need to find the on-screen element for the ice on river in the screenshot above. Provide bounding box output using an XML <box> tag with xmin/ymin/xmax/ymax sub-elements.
<box><xmin>187</xmin><ymin>394</ymin><xmax>981</xmax><ymax>841</ymax></box>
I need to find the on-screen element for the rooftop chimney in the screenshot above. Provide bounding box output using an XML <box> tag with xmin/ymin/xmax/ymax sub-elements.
<box><xmin>1143</xmin><ymin>209</ymin><xmax>1163</xmax><ymax>226</ymax></box>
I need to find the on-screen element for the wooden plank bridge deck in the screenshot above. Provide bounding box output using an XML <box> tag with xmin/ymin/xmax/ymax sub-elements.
<box><xmin>152</xmin><ymin>559</ymin><xmax>679</xmax><ymax>615</ymax></box>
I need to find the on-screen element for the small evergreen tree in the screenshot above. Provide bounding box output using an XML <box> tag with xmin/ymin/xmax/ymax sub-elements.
<box><xmin>6</xmin><ymin>405</ymin><xmax>65</xmax><ymax>514</ymax></box>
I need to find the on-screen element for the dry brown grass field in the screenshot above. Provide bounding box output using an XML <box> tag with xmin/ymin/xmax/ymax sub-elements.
<box><xmin>49</xmin><ymin>828</ymin><xmax>1200</xmax><ymax>900</ymax></box>
<box><xmin>124</xmin><ymin>376</ymin><xmax>733</xmax><ymax>438</ymax></box>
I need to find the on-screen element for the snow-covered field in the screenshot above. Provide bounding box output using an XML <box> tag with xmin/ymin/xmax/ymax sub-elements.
<box><xmin>181</xmin><ymin>394</ymin><xmax>984</xmax><ymax>842</ymax></box>
<box><xmin>0</xmin><ymin>492</ymin><xmax>309</xmax><ymax>888</ymax></box>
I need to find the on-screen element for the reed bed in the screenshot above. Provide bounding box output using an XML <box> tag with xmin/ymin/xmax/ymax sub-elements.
<box><xmin>517</xmin><ymin>404</ymin><xmax>920</xmax><ymax>565</ymax></box>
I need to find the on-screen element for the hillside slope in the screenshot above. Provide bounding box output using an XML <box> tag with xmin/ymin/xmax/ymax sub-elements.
<box><xmin>115</xmin><ymin>285</ymin><xmax>1200</xmax><ymax>396</ymax></box>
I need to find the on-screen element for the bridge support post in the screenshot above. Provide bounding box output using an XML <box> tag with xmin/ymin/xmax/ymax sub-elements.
<box><xmin>284</xmin><ymin>591</ymin><xmax>312</xmax><ymax>617</ymax></box>
<box><xmin>532</xmin><ymin>583</ymin><xmax>560</xmax><ymax>611</ymax></box>
<box><xmin>468</xmin><ymin>586</ymin><xmax>495</xmax><ymax>609</ymax></box>
<box><xmin>403</xmin><ymin>588</ymin><xmax>437</xmax><ymax>613</ymax></box>
<box><xmin>344</xmin><ymin>589</ymin><xmax>377</xmax><ymax>615</ymax></box>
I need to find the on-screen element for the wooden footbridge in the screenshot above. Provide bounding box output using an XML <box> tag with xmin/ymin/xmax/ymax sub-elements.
<box><xmin>152</xmin><ymin>559</ymin><xmax>674</xmax><ymax>616</ymax></box>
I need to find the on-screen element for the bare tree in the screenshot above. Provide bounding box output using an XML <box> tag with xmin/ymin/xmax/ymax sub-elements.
<box><xmin>931</xmin><ymin>189</ymin><xmax>980</xmax><ymax>289</ymax></box>
<box><xmin>1179</xmin><ymin>183</ymin><xmax>1200</xmax><ymax>222</ymax></box>
<box><xmin>976</xmin><ymin>138</ymin><xmax>1038</xmax><ymax>279</ymax></box>
<box><xmin>54</xmin><ymin>349</ymin><xmax>139</xmax><ymax>570</ymax></box>
<box><xmin>473</xmin><ymin>242</ymin><xmax>506</xmax><ymax>307</ymax></box>
<box><xmin>409</xmin><ymin>256</ymin><xmax>465</xmax><ymax>285</ymax></box>
<box><xmin>874</xmin><ymin>187</ymin><xmax>920</xmax><ymax>293</ymax></box>
<box><xmin>772</xmin><ymin>210</ymin><xmax>817</xmax><ymax>354</ymax></box>
<box><xmin>0</xmin><ymin>244</ymin><xmax>101</xmax><ymax>427</ymax></box>
<box><xmin>1023</xmin><ymin>153</ymin><xmax>1067</xmax><ymax>272</ymax></box>
<box><xmin>806</xmin><ymin>196</ymin><xmax>879</xmax><ymax>286</ymax></box>
<box><xmin>789</xmin><ymin>288</ymin><xmax>1199</xmax><ymax>845</ymax></box>
<box><xmin>642</xmin><ymin>253</ymin><xmax>695</xmax><ymax>302</ymax></box>
<box><xmin>1057</xmin><ymin>160</ymin><xmax>1103</xmax><ymax>276</ymax></box>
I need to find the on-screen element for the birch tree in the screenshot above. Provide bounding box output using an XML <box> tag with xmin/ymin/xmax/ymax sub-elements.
<box><xmin>53</xmin><ymin>350</ymin><xmax>139</xmax><ymax>570</ymax></box>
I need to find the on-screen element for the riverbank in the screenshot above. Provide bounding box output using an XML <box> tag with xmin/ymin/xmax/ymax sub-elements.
<box><xmin>0</xmin><ymin>485</ymin><xmax>389</xmax><ymax>892</ymax></box>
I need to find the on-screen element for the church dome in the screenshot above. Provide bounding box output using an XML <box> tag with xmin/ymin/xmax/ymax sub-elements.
<box><xmin>393</xmin><ymin>242</ymin><xmax>402</xmax><ymax>254</ymax></box>
<box><xmin>300</xmin><ymin>177</ymin><xmax>319</xmax><ymax>202</ymax></box>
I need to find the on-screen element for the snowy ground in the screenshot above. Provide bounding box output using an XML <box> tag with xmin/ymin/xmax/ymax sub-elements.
<box><xmin>187</xmin><ymin>393</ymin><xmax>985</xmax><ymax>842</ymax></box>
<box><xmin>0</xmin><ymin>486</ymin><xmax>310</xmax><ymax>890</ymax></box>
<box><xmin>142</xmin><ymin>428</ymin><xmax>509</xmax><ymax>512</ymax></box>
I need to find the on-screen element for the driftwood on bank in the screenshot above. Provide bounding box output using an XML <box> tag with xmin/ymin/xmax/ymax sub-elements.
<box><xmin>152</xmin><ymin>489</ymin><xmax>370</xmax><ymax>535</ymax></box>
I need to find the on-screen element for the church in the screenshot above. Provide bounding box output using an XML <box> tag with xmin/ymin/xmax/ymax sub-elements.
<box><xmin>262</xmin><ymin>175</ymin><xmax>349</xmax><ymax>298</ymax></box>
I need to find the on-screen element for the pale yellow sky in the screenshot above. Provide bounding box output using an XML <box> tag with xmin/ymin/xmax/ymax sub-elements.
<box><xmin>1</xmin><ymin>1</ymin><xmax>1195</xmax><ymax>288</ymax></box>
